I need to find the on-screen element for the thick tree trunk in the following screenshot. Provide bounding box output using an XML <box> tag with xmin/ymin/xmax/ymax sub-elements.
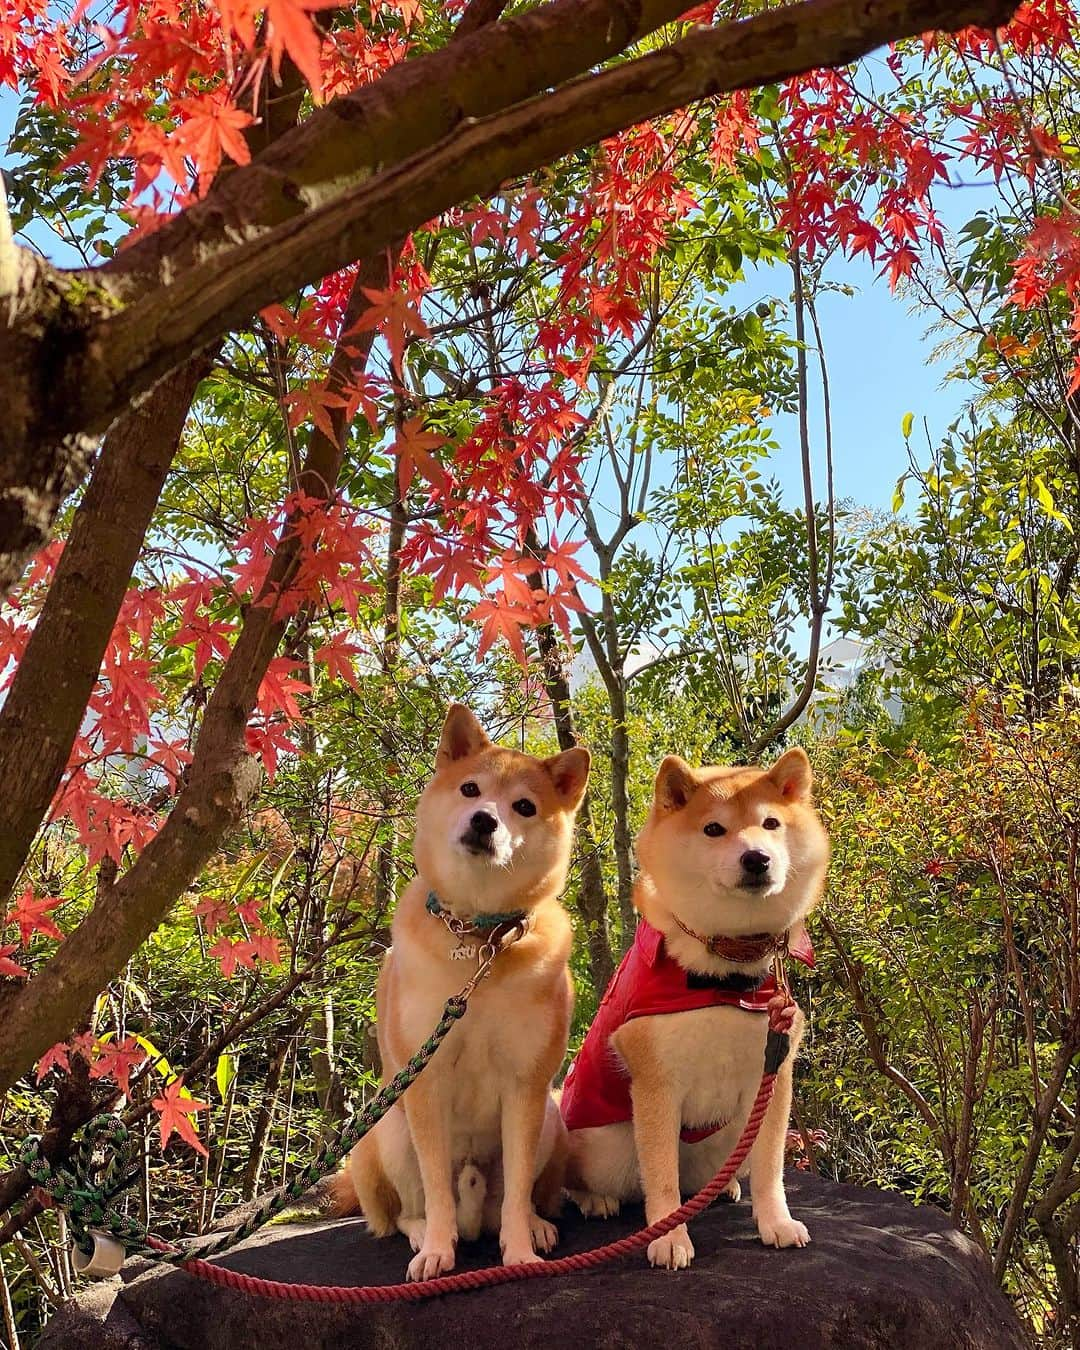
<box><xmin>0</xmin><ymin>432</ymin><xmax>95</xmax><ymax>602</ymax></box>
<box><xmin>0</xmin><ymin>53</ymin><xmax>307</xmax><ymax>879</ymax></box>
<box><xmin>0</xmin><ymin>352</ymin><xmax>213</xmax><ymax>908</ymax></box>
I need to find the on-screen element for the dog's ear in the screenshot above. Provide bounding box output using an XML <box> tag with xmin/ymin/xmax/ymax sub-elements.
<box><xmin>654</xmin><ymin>756</ymin><xmax>698</xmax><ymax>813</ymax></box>
<box><xmin>437</xmin><ymin>705</ymin><xmax>490</xmax><ymax>764</ymax></box>
<box><xmin>768</xmin><ymin>747</ymin><xmax>812</xmax><ymax>802</ymax></box>
<box><xmin>543</xmin><ymin>748</ymin><xmax>591</xmax><ymax>809</ymax></box>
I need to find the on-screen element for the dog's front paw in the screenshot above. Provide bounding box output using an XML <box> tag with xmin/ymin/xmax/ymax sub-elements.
<box><xmin>568</xmin><ymin>1189</ymin><xmax>621</xmax><ymax>1219</ymax></box>
<box><xmin>501</xmin><ymin>1243</ymin><xmax>545</xmax><ymax>1267</ymax></box>
<box><xmin>647</xmin><ymin>1225</ymin><xmax>695</xmax><ymax>1270</ymax></box>
<box><xmin>529</xmin><ymin>1213</ymin><xmax>559</xmax><ymax>1252</ymax></box>
<box><xmin>406</xmin><ymin>1242</ymin><xmax>456</xmax><ymax>1281</ymax></box>
<box><xmin>756</xmin><ymin>1213</ymin><xmax>810</xmax><ymax>1249</ymax></box>
<box><xmin>721</xmin><ymin>1179</ymin><xmax>741</xmax><ymax>1203</ymax></box>
<box><xmin>396</xmin><ymin>1217</ymin><xmax>426</xmax><ymax>1252</ymax></box>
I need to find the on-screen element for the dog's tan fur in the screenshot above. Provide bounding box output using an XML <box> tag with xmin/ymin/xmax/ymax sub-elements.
<box><xmin>565</xmin><ymin>748</ymin><xmax>828</xmax><ymax>1268</ymax></box>
<box><xmin>328</xmin><ymin>705</ymin><xmax>589</xmax><ymax>1281</ymax></box>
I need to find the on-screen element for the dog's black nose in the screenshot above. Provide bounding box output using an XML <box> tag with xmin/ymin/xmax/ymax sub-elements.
<box><xmin>740</xmin><ymin>849</ymin><xmax>770</xmax><ymax>876</ymax></box>
<box><xmin>470</xmin><ymin>810</ymin><xmax>497</xmax><ymax>836</ymax></box>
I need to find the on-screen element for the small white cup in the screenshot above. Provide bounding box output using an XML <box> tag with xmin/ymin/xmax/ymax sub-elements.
<box><xmin>71</xmin><ymin>1230</ymin><xmax>126</xmax><ymax>1279</ymax></box>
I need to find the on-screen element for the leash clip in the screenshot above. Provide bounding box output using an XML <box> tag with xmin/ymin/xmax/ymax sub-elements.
<box><xmin>772</xmin><ymin>945</ymin><xmax>790</xmax><ymax>997</ymax></box>
<box><xmin>458</xmin><ymin>919</ymin><xmax>528</xmax><ymax>999</ymax></box>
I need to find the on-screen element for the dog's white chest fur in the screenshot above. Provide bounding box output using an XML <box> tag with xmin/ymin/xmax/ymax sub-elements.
<box><xmin>613</xmin><ymin>1003</ymin><xmax>767</xmax><ymax>1132</ymax></box>
<box><xmin>396</xmin><ymin>943</ymin><xmax>559</xmax><ymax>1164</ymax></box>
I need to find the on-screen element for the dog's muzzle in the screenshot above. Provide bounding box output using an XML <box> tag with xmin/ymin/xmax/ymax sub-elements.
<box><xmin>739</xmin><ymin>848</ymin><xmax>771</xmax><ymax>891</ymax></box>
<box><xmin>461</xmin><ymin>810</ymin><xmax>498</xmax><ymax>856</ymax></box>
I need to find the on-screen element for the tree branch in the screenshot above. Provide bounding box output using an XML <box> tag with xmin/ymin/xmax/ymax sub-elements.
<box><xmin>0</xmin><ymin>0</ymin><xmax>1019</xmax><ymax>501</ymax></box>
<box><xmin>746</xmin><ymin>239</ymin><xmax>832</xmax><ymax>758</ymax></box>
<box><xmin>0</xmin><ymin>50</ymin><xmax>309</xmax><ymax>599</ymax></box>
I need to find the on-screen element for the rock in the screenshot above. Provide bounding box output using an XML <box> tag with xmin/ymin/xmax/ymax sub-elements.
<box><xmin>38</xmin><ymin>1173</ymin><xmax>1027</xmax><ymax>1350</ymax></box>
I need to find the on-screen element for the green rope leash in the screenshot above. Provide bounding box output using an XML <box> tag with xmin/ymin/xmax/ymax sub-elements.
<box><xmin>20</xmin><ymin>994</ymin><xmax>468</xmax><ymax>1267</ymax></box>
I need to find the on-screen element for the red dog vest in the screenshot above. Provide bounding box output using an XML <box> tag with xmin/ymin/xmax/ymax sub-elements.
<box><xmin>560</xmin><ymin>919</ymin><xmax>813</xmax><ymax>1143</ymax></box>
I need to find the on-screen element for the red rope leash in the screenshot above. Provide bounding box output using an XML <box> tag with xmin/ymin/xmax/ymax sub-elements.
<box><xmin>163</xmin><ymin>1068</ymin><xmax>777</xmax><ymax>1304</ymax></box>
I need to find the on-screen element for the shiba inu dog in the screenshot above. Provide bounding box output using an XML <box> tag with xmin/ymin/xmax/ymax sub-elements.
<box><xmin>560</xmin><ymin>749</ymin><xmax>827</xmax><ymax>1269</ymax></box>
<box><xmin>325</xmin><ymin>705</ymin><xmax>590</xmax><ymax>1281</ymax></box>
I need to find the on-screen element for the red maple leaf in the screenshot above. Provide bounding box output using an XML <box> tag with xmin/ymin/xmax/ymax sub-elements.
<box><xmin>414</xmin><ymin>533</ymin><xmax>486</xmax><ymax>603</ymax></box>
<box><xmin>194</xmin><ymin>895</ymin><xmax>231</xmax><ymax>934</ymax></box>
<box><xmin>235</xmin><ymin>894</ymin><xmax>263</xmax><ymax>926</ymax></box>
<box><xmin>347</xmin><ymin>287</ymin><xmax>430</xmax><ymax>377</ymax></box>
<box><xmin>280</xmin><ymin>380</ymin><xmax>349</xmax><ymax>441</ymax></box>
<box><xmin>385</xmin><ymin>0</ymin><xmax>425</xmax><ymax>28</ymax></box>
<box><xmin>392</xmin><ymin>418</ymin><xmax>450</xmax><ymax>498</ymax></box>
<box><xmin>265</xmin><ymin>0</ymin><xmax>341</xmax><ymax>96</ymax></box>
<box><xmin>338</xmin><ymin>372</ymin><xmax>382</xmax><ymax>430</ymax></box>
<box><xmin>314</xmin><ymin>633</ymin><xmax>363</xmax><ymax>690</ymax></box>
<box><xmin>245</xmin><ymin>719</ymin><xmax>298</xmax><ymax>778</ymax></box>
<box><xmin>90</xmin><ymin>1037</ymin><xmax>148</xmax><ymax>1096</ymax></box>
<box><xmin>173</xmin><ymin>93</ymin><xmax>254</xmax><ymax>191</ymax></box>
<box><xmin>248</xmin><ymin>930</ymin><xmax>282</xmax><ymax>964</ymax></box>
<box><xmin>36</xmin><ymin>1041</ymin><xmax>71</xmax><ymax>1082</ymax></box>
<box><xmin>261</xmin><ymin>302</ymin><xmax>330</xmax><ymax>348</ymax></box>
<box><xmin>209</xmin><ymin>936</ymin><xmax>258</xmax><ymax>979</ymax></box>
<box><xmin>147</xmin><ymin>736</ymin><xmax>194</xmax><ymax>787</ymax></box>
<box><xmin>152</xmin><ymin>1077</ymin><xmax>210</xmax><ymax>1156</ymax></box>
<box><xmin>542</xmin><ymin>534</ymin><xmax>591</xmax><ymax>590</ymax></box>
<box><xmin>257</xmin><ymin>657</ymin><xmax>310</xmax><ymax>721</ymax></box>
<box><xmin>5</xmin><ymin>888</ymin><xmax>63</xmax><ymax>945</ymax></box>
<box><xmin>0</xmin><ymin>945</ymin><xmax>28</xmax><ymax>979</ymax></box>
<box><xmin>169</xmin><ymin>614</ymin><xmax>236</xmax><ymax>679</ymax></box>
<box><xmin>469</xmin><ymin>592</ymin><xmax>535</xmax><ymax>666</ymax></box>
<box><xmin>882</xmin><ymin>244</ymin><xmax>918</xmax><ymax>290</ymax></box>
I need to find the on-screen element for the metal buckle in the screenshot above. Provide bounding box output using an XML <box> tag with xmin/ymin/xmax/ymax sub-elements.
<box><xmin>772</xmin><ymin>950</ymin><xmax>790</xmax><ymax>997</ymax></box>
<box><xmin>458</xmin><ymin>919</ymin><xmax>528</xmax><ymax>1000</ymax></box>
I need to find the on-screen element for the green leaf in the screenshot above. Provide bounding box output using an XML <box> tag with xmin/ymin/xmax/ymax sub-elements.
<box><xmin>1005</xmin><ymin>540</ymin><xmax>1025</xmax><ymax>565</ymax></box>
<box><xmin>215</xmin><ymin>1052</ymin><xmax>238</xmax><ymax>1101</ymax></box>
<box><xmin>901</xmin><ymin>412</ymin><xmax>914</xmax><ymax>440</ymax></box>
<box><xmin>1034</xmin><ymin>474</ymin><xmax>1055</xmax><ymax>515</ymax></box>
<box><xmin>1032</xmin><ymin>475</ymin><xmax>1074</xmax><ymax>532</ymax></box>
<box><xmin>268</xmin><ymin>847</ymin><xmax>296</xmax><ymax>902</ymax></box>
<box><xmin>134</xmin><ymin>1034</ymin><xmax>173</xmax><ymax>1081</ymax></box>
<box><xmin>230</xmin><ymin>849</ymin><xmax>270</xmax><ymax>901</ymax></box>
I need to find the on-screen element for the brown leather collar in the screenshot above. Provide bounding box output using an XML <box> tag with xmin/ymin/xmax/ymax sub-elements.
<box><xmin>671</xmin><ymin>916</ymin><xmax>789</xmax><ymax>964</ymax></box>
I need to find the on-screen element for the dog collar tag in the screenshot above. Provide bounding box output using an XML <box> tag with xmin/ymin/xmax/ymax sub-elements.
<box><xmin>450</xmin><ymin>940</ymin><xmax>478</xmax><ymax>962</ymax></box>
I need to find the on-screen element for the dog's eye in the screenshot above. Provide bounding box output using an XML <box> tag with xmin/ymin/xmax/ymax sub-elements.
<box><xmin>513</xmin><ymin>798</ymin><xmax>536</xmax><ymax>818</ymax></box>
<box><xmin>460</xmin><ymin>781</ymin><xmax>480</xmax><ymax>798</ymax></box>
<box><xmin>703</xmin><ymin>822</ymin><xmax>726</xmax><ymax>837</ymax></box>
<box><xmin>762</xmin><ymin>817</ymin><xmax>781</xmax><ymax>830</ymax></box>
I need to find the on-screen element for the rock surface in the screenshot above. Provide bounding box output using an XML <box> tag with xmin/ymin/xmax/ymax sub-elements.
<box><xmin>38</xmin><ymin>1173</ymin><xmax>1027</xmax><ymax>1349</ymax></box>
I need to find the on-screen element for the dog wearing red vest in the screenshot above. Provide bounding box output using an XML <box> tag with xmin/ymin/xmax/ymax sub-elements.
<box><xmin>561</xmin><ymin>749</ymin><xmax>828</xmax><ymax>1268</ymax></box>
